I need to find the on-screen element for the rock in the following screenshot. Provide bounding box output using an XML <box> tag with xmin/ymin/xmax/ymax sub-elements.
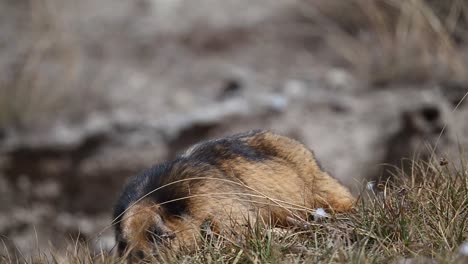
<box><xmin>324</xmin><ymin>68</ymin><xmax>356</xmax><ymax>91</ymax></box>
<box><xmin>284</xmin><ymin>79</ymin><xmax>308</xmax><ymax>99</ymax></box>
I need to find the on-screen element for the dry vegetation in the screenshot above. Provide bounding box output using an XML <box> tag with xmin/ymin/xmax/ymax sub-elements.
<box><xmin>0</xmin><ymin>0</ymin><xmax>75</xmax><ymax>128</ymax></box>
<box><xmin>2</xmin><ymin>158</ymin><xmax>467</xmax><ymax>263</ymax></box>
<box><xmin>301</xmin><ymin>0</ymin><xmax>468</xmax><ymax>86</ymax></box>
<box><xmin>0</xmin><ymin>0</ymin><xmax>105</xmax><ymax>129</ymax></box>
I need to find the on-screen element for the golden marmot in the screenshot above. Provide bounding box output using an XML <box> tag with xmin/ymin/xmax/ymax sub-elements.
<box><xmin>113</xmin><ymin>130</ymin><xmax>355</xmax><ymax>259</ymax></box>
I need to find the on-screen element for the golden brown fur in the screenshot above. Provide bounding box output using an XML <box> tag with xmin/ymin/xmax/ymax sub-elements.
<box><xmin>113</xmin><ymin>130</ymin><xmax>355</xmax><ymax>259</ymax></box>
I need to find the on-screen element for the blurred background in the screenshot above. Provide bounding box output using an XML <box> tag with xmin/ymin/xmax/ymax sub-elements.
<box><xmin>0</xmin><ymin>0</ymin><xmax>467</xmax><ymax>258</ymax></box>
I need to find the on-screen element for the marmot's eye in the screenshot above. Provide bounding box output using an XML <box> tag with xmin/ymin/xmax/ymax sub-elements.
<box><xmin>133</xmin><ymin>250</ymin><xmax>145</xmax><ymax>259</ymax></box>
<box><xmin>117</xmin><ymin>240</ymin><xmax>128</xmax><ymax>255</ymax></box>
<box><xmin>146</xmin><ymin>229</ymin><xmax>160</xmax><ymax>244</ymax></box>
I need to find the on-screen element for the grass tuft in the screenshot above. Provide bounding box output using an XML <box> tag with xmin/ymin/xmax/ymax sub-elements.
<box><xmin>3</xmin><ymin>158</ymin><xmax>466</xmax><ymax>263</ymax></box>
<box><xmin>300</xmin><ymin>0</ymin><xmax>468</xmax><ymax>86</ymax></box>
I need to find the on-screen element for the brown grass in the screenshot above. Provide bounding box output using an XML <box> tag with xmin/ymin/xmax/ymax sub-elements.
<box><xmin>2</xmin><ymin>157</ymin><xmax>467</xmax><ymax>263</ymax></box>
<box><xmin>0</xmin><ymin>0</ymin><xmax>76</xmax><ymax>128</ymax></box>
<box><xmin>299</xmin><ymin>0</ymin><xmax>468</xmax><ymax>86</ymax></box>
<box><xmin>0</xmin><ymin>0</ymin><xmax>109</xmax><ymax>129</ymax></box>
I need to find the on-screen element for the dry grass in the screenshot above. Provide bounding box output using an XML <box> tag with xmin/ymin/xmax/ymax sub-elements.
<box><xmin>0</xmin><ymin>0</ymin><xmax>108</xmax><ymax>129</ymax></box>
<box><xmin>299</xmin><ymin>0</ymin><xmax>468</xmax><ymax>86</ymax></box>
<box><xmin>0</xmin><ymin>0</ymin><xmax>78</xmax><ymax>128</ymax></box>
<box><xmin>2</xmin><ymin>157</ymin><xmax>467</xmax><ymax>263</ymax></box>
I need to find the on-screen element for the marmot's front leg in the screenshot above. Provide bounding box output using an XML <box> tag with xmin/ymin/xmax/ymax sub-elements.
<box><xmin>313</xmin><ymin>172</ymin><xmax>356</xmax><ymax>213</ymax></box>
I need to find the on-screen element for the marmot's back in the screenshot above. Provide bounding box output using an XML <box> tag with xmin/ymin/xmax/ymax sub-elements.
<box><xmin>113</xmin><ymin>130</ymin><xmax>355</xmax><ymax>259</ymax></box>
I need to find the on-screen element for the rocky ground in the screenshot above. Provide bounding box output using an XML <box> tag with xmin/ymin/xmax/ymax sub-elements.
<box><xmin>0</xmin><ymin>0</ymin><xmax>467</xmax><ymax>258</ymax></box>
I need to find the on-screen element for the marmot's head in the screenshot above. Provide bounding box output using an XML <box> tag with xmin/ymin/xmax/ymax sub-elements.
<box><xmin>115</xmin><ymin>199</ymin><xmax>177</xmax><ymax>259</ymax></box>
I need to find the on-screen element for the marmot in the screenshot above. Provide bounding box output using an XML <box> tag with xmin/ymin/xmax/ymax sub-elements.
<box><xmin>113</xmin><ymin>130</ymin><xmax>355</xmax><ymax>259</ymax></box>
